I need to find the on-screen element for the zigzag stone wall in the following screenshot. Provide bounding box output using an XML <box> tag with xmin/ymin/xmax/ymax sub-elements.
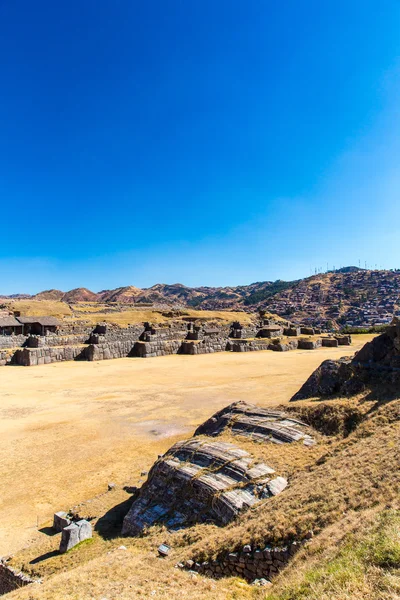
<box><xmin>86</xmin><ymin>340</ymin><xmax>138</xmax><ymax>361</ymax></box>
<box><xmin>132</xmin><ymin>339</ymin><xmax>182</xmax><ymax>358</ymax></box>
<box><xmin>13</xmin><ymin>346</ymin><xmax>85</xmax><ymax>366</ymax></box>
<box><xmin>179</xmin><ymin>338</ymin><xmax>228</xmax><ymax>354</ymax></box>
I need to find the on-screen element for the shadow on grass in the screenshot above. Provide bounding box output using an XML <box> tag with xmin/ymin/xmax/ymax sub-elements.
<box><xmin>95</xmin><ymin>496</ymin><xmax>136</xmax><ymax>540</ymax></box>
<box><xmin>30</xmin><ymin>550</ymin><xmax>59</xmax><ymax>564</ymax></box>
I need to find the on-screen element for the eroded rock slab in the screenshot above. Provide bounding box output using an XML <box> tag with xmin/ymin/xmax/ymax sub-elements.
<box><xmin>122</xmin><ymin>401</ymin><xmax>316</xmax><ymax>536</ymax></box>
<box><xmin>195</xmin><ymin>401</ymin><xmax>315</xmax><ymax>445</ymax></box>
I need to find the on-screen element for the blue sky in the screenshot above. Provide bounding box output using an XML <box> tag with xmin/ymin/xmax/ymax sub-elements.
<box><xmin>1</xmin><ymin>1</ymin><xmax>400</xmax><ymax>293</ymax></box>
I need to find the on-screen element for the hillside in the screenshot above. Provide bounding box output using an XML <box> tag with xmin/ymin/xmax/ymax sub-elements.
<box><xmin>2</xmin><ymin>268</ymin><xmax>400</xmax><ymax>328</ymax></box>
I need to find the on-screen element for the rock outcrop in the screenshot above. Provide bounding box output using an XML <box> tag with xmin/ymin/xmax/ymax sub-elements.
<box><xmin>291</xmin><ymin>321</ymin><xmax>400</xmax><ymax>401</ymax></box>
<box><xmin>195</xmin><ymin>401</ymin><xmax>315</xmax><ymax>446</ymax></box>
<box><xmin>122</xmin><ymin>402</ymin><xmax>316</xmax><ymax>536</ymax></box>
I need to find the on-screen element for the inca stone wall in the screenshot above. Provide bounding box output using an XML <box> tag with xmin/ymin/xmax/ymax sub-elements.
<box><xmin>13</xmin><ymin>346</ymin><xmax>85</xmax><ymax>366</ymax></box>
<box><xmin>228</xmin><ymin>339</ymin><xmax>271</xmax><ymax>352</ymax></box>
<box><xmin>132</xmin><ymin>339</ymin><xmax>182</xmax><ymax>358</ymax></box>
<box><xmin>181</xmin><ymin>541</ymin><xmax>301</xmax><ymax>582</ymax></box>
<box><xmin>0</xmin><ymin>560</ymin><xmax>38</xmax><ymax>595</ymax></box>
<box><xmin>179</xmin><ymin>338</ymin><xmax>228</xmax><ymax>354</ymax></box>
<box><xmin>0</xmin><ymin>335</ymin><xmax>27</xmax><ymax>349</ymax></box>
<box><xmin>26</xmin><ymin>334</ymin><xmax>89</xmax><ymax>348</ymax></box>
<box><xmin>85</xmin><ymin>339</ymin><xmax>137</xmax><ymax>361</ymax></box>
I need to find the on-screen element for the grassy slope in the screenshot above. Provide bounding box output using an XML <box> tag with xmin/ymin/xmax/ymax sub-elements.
<box><xmin>7</xmin><ymin>393</ymin><xmax>400</xmax><ymax>599</ymax></box>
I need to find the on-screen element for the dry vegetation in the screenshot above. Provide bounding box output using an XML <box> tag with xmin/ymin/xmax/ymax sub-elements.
<box><xmin>4</xmin><ymin>298</ymin><xmax>261</xmax><ymax>326</ymax></box>
<box><xmin>4</xmin><ymin>300</ymin><xmax>72</xmax><ymax>318</ymax></box>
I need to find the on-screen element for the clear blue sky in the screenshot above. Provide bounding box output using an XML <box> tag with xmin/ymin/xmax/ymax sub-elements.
<box><xmin>1</xmin><ymin>1</ymin><xmax>400</xmax><ymax>293</ymax></box>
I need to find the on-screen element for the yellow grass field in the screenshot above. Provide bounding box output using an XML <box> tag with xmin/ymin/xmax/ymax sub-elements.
<box><xmin>0</xmin><ymin>337</ymin><xmax>372</xmax><ymax>557</ymax></box>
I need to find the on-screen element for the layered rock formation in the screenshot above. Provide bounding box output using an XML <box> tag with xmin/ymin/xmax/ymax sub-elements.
<box><xmin>122</xmin><ymin>402</ymin><xmax>316</xmax><ymax>536</ymax></box>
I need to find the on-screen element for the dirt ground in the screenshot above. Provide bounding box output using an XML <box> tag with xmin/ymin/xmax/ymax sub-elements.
<box><xmin>0</xmin><ymin>337</ymin><xmax>372</xmax><ymax>556</ymax></box>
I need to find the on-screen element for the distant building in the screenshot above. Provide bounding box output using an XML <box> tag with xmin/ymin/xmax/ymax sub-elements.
<box><xmin>15</xmin><ymin>316</ymin><xmax>60</xmax><ymax>335</ymax></box>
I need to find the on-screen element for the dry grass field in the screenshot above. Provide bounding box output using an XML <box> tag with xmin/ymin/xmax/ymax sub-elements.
<box><xmin>0</xmin><ymin>337</ymin><xmax>372</xmax><ymax>558</ymax></box>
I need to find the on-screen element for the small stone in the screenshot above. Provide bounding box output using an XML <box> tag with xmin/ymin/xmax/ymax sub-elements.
<box><xmin>305</xmin><ymin>530</ymin><xmax>314</xmax><ymax>539</ymax></box>
<box><xmin>118</xmin><ymin>545</ymin><xmax>127</xmax><ymax>551</ymax></box>
<box><xmin>108</xmin><ymin>483</ymin><xmax>116</xmax><ymax>491</ymax></box>
<box><xmin>158</xmin><ymin>543</ymin><xmax>170</xmax><ymax>557</ymax></box>
<box><xmin>243</xmin><ymin>544</ymin><xmax>252</xmax><ymax>553</ymax></box>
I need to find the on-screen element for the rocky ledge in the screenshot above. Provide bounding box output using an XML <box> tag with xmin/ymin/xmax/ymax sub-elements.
<box><xmin>291</xmin><ymin>320</ymin><xmax>400</xmax><ymax>401</ymax></box>
<box><xmin>122</xmin><ymin>401</ymin><xmax>316</xmax><ymax>536</ymax></box>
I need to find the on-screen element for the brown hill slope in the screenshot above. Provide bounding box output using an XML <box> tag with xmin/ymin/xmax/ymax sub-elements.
<box><xmin>34</xmin><ymin>289</ymin><xmax>64</xmax><ymax>301</ymax></box>
<box><xmin>61</xmin><ymin>288</ymin><xmax>99</xmax><ymax>302</ymax></box>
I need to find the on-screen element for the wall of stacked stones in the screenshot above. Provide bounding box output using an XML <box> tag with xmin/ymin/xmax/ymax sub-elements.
<box><xmin>85</xmin><ymin>339</ymin><xmax>138</xmax><ymax>361</ymax></box>
<box><xmin>0</xmin><ymin>335</ymin><xmax>27</xmax><ymax>348</ymax></box>
<box><xmin>57</xmin><ymin>324</ymin><xmax>94</xmax><ymax>336</ymax></box>
<box><xmin>185</xmin><ymin>541</ymin><xmax>301</xmax><ymax>582</ymax></box>
<box><xmin>13</xmin><ymin>346</ymin><xmax>84</xmax><ymax>366</ymax></box>
<box><xmin>179</xmin><ymin>338</ymin><xmax>228</xmax><ymax>355</ymax></box>
<box><xmin>89</xmin><ymin>327</ymin><xmax>142</xmax><ymax>344</ymax></box>
<box><xmin>143</xmin><ymin>327</ymin><xmax>188</xmax><ymax>341</ymax></box>
<box><xmin>132</xmin><ymin>339</ymin><xmax>182</xmax><ymax>358</ymax></box>
<box><xmin>0</xmin><ymin>561</ymin><xmax>37</xmax><ymax>594</ymax></box>
<box><xmin>228</xmin><ymin>340</ymin><xmax>271</xmax><ymax>352</ymax></box>
<box><xmin>26</xmin><ymin>334</ymin><xmax>90</xmax><ymax>348</ymax></box>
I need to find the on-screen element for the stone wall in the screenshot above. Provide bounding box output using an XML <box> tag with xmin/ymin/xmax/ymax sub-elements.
<box><xmin>229</xmin><ymin>339</ymin><xmax>270</xmax><ymax>352</ymax></box>
<box><xmin>268</xmin><ymin>339</ymin><xmax>299</xmax><ymax>352</ymax></box>
<box><xmin>58</xmin><ymin>324</ymin><xmax>94</xmax><ymax>336</ymax></box>
<box><xmin>179</xmin><ymin>338</ymin><xmax>228</xmax><ymax>354</ymax></box>
<box><xmin>132</xmin><ymin>339</ymin><xmax>182</xmax><ymax>358</ymax></box>
<box><xmin>298</xmin><ymin>338</ymin><xmax>322</xmax><ymax>350</ymax></box>
<box><xmin>85</xmin><ymin>340</ymin><xmax>137</xmax><ymax>361</ymax></box>
<box><xmin>26</xmin><ymin>334</ymin><xmax>89</xmax><ymax>348</ymax></box>
<box><xmin>89</xmin><ymin>328</ymin><xmax>142</xmax><ymax>344</ymax></box>
<box><xmin>13</xmin><ymin>346</ymin><xmax>85</xmax><ymax>366</ymax></box>
<box><xmin>0</xmin><ymin>335</ymin><xmax>27</xmax><ymax>349</ymax></box>
<box><xmin>184</xmin><ymin>541</ymin><xmax>301</xmax><ymax>582</ymax></box>
<box><xmin>322</xmin><ymin>338</ymin><xmax>339</xmax><ymax>347</ymax></box>
<box><xmin>0</xmin><ymin>560</ymin><xmax>38</xmax><ymax>595</ymax></box>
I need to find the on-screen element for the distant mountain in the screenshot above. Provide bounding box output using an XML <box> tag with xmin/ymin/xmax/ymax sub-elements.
<box><xmin>3</xmin><ymin>268</ymin><xmax>400</xmax><ymax>328</ymax></box>
<box><xmin>61</xmin><ymin>288</ymin><xmax>100</xmax><ymax>303</ymax></box>
<box><xmin>35</xmin><ymin>289</ymin><xmax>65</xmax><ymax>301</ymax></box>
